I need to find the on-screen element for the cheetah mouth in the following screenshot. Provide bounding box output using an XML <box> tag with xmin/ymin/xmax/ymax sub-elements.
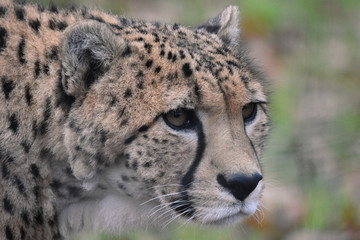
<box><xmin>195</xmin><ymin>201</ymin><xmax>260</xmax><ymax>225</ymax></box>
<box><xmin>205</xmin><ymin>211</ymin><xmax>244</xmax><ymax>225</ymax></box>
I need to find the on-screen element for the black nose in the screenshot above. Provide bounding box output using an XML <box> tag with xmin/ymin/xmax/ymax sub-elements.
<box><xmin>217</xmin><ymin>173</ymin><xmax>263</xmax><ymax>201</ymax></box>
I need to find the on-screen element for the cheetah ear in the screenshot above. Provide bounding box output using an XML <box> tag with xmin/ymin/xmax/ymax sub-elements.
<box><xmin>61</xmin><ymin>20</ymin><xmax>128</xmax><ymax>97</ymax></box>
<box><xmin>196</xmin><ymin>5</ymin><xmax>240</xmax><ymax>47</ymax></box>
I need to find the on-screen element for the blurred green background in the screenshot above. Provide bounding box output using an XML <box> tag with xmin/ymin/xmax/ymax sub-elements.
<box><xmin>34</xmin><ymin>0</ymin><xmax>360</xmax><ymax>239</ymax></box>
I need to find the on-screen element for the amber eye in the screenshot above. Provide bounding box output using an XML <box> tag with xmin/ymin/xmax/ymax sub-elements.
<box><xmin>163</xmin><ymin>109</ymin><xmax>196</xmax><ymax>130</ymax></box>
<box><xmin>242</xmin><ymin>103</ymin><xmax>257</xmax><ymax>123</ymax></box>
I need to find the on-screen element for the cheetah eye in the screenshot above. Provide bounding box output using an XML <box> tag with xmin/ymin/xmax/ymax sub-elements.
<box><xmin>163</xmin><ymin>109</ymin><xmax>196</xmax><ymax>130</ymax></box>
<box><xmin>242</xmin><ymin>103</ymin><xmax>257</xmax><ymax>124</ymax></box>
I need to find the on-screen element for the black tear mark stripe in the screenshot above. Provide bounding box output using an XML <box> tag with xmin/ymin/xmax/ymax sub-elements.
<box><xmin>172</xmin><ymin>115</ymin><xmax>206</xmax><ymax>218</ymax></box>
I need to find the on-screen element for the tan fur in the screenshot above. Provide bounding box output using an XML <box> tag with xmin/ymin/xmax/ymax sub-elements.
<box><xmin>0</xmin><ymin>0</ymin><xmax>270</xmax><ymax>239</ymax></box>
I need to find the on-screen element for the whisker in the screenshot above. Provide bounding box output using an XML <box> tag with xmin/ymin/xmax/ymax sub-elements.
<box><xmin>162</xmin><ymin>208</ymin><xmax>194</xmax><ymax>229</ymax></box>
<box><xmin>140</xmin><ymin>190</ymin><xmax>187</xmax><ymax>206</ymax></box>
<box><xmin>150</xmin><ymin>201</ymin><xmax>190</xmax><ymax>225</ymax></box>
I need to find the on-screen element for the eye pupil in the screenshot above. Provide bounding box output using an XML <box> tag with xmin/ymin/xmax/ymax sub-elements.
<box><xmin>173</xmin><ymin>111</ymin><xmax>182</xmax><ymax>118</ymax></box>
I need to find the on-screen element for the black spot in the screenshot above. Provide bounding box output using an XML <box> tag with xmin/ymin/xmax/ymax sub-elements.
<box><xmin>109</xmin><ymin>96</ymin><xmax>117</xmax><ymax>106</ymax></box>
<box><xmin>0</xmin><ymin>5</ymin><xmax>7</xmax><ymax>17</ymax></box>
<box><xmin>57</xmin><ymin>21</ymin><xmax>68</xmax><ymax>31</ymax></box>
<box><xmin>122</xmin><ymin>45</ymin><xmax>132</xmax><ymax>57</ymax></box>
<box><xmin>33</xmin><ymin>185</ymin><xmax>40</xmax><ymax>200</ymax></box>
<box><xmin>35</xmin><ymin>210</ymin><xmax>44</xmax><ymax>225</ymax></box>
<box><xmin>132</xmin><ymin>160</ymin><xmax>138</xmax><ymax>170</ymax></box>
<box><xmin>65</xmin><ymin>167</ymin><xmax>73</xmax><ymax>176</ymax></box>
<box><xmin>100</xmin><ymin>130</ymin><xmax>107</xmax><ymax>144</ymax></box>
<box><xmin>152</xmin><ymin>32</ymin><xmax>160</xmax><ymax>42</ymax></box>
<box><xmin>34</xmin><ymin>60</ymin><xmax>41</xmax><ymax>77</ymax></box>
<box><xmin>143</xmin><ymin>161</ymin><xmax>152</xmax><ymax>168</ymax></box>
<box><xmin>20</xmin><ymin>227</ymin><xmax>25</xmax><ymax>240</ymax></box>
<box><xmin>9</xmin><ymin>114</ymin><xmax>18</xmax><ymax>133</ymax></box>
<box><xmin>47</xmin><ymin>46</ymin><xmax>58</xmax><ymax>60</ymax></box>
<box><xmin>15</xmin><ymin>6</ymin><xmax>25</xmax><ymax>21</ymax></box>
<box><xmin>0</xmin><ymin>26</ymin><xmax>8</xmax><ymax>52</ymax></box>
<box><xmin>39</xmin><ymin>148</ymin><xmax>50</xmax><ymax>159</ymax></box>
<box><xmin>172</xmin><ymin>54</ymin><xmax>177</xmax><ymax>62</ymax></box>
<box><xmin>182</xmin><ymin>63</ymin><xmax>193</xmax><ymax>78</ymax></box>
<box><xmin>117</xmin><ymin>183</ymin><xmax>126</xmax><ymax>190</ymax></box>
<box><xmin>138</xmin><ymin>125</ymin><xmax>149</xmax><ymax>132</ymax></box>
<box><xmin>194</xmin><ymin>83</ymin><xmax>201</xmax><ymax>99</ymax></box>
<box><xmin>2</xmin><ymin>76</ymin><xmax>14</xmax><ymax>99</ymax></box>
<box><xmin>95</xmin><ymin>153</ymin><xmax>104</xmax><ymax>165</ymax></box>
<box><xmin>124</xmin><ymin>88</ymin><xmax>132</xmax><ymax>98</ymax></box>
<box><xmin>55</xmin><ymin>70</ymin><xmax>75</xmax><ymax>112</ymax></box>
<box><xmin>144</xmin><ymin>43</ymin><xmax>152</xmax><ymax>53</ymax></box>
<box><xmin>152</xmin><ymin>138</ymin><xmax>159</xmax><ymax>143</ymax></box>
<box><xmin>68</xmin><ymin>186</ymin><xmax>82</xmax><ymax>198</ymax></box>
<box><xmin>30</xmin><ymin>164</ymin><xmax>40</xmax><ymax>178</ymax></box>
<box><xmin>110</xmin><ymin>23</ymin><xmax>123</xmax><ymax>31</ymax></box>
<box><xmin>145</xmin><ymin>59</ymin><xmax>153</xmax><ymax>68</ymax></box>
<box><xmin>151</xmin><ymin>66</ymin><xmax>161</xmax><ymax>75</ymax></box>
<box><xmin>136</xmin><ymin>70</ymin><xmax>144</xmax><ymax>79</ymax></box>
<box><xmin>160</xmin><ymin>50</ymin><xmax>165</xmax><ymax>57</ymax></box>
<box><xmin>21</xmin><ymin>211</ymin><xmax>30</xmax><ymax>226</ymax></box>
<box><xmin>29</xmin><ymin>19</ymin><xmax>41</xmax><ymax>33</ymax></box>
<box><xmin>135</xmin><ymin>37</ymin><xmax>144</xmax><ymax>42</ymax></box>
<box><xmin>39</xmin><ymin>98</ymin><xmax>51</xmax><ymax>135</ymax></box>
<box><xmin>50</xmin><ymin>179</ymin><xmax>61</xmax><ymax>190</ymax></box>
<box><xmin>25</xmin><ymin>85</ymin><xmax>32</xmax><ymax>105</ymax></box>
<box><xmin>179</xmin><ymin>50</ymin><xmax>186</xmax><ymax>59</ymax></box>
<box><xmin>32</xmin><ymin>120</ymin><xmax>38</xmax><ymax>138</ymax></box>
<box><xmin>48</xmin><ymin>19</ymin><xmax>56</xmax><ymax>30</ymax></box>
<box><xmin>121</xmin><ymin>175</ymin><xmax>129</xmax><ymax>182</ymax></box>
<box><xmin>18</xmin><ymin>38</ymin><xmax>26</xmax><ymax>64</ymax></box>
<box><xmin>43</xmin><ymin>64</ymin><xmax>49</xmax><ymax>75</ymax></box>
<box><xmin>137</xmin><ymin>80</ymin><xmax>144</xmax><ymax>89</ymax></box>
<box><xmin>167</xmin><ymin>51</ymin><xmax>173</xmax><ymax>60</ymax></box>
<box><xmin>120</xmin><ymin>119</ymin><xmax>128</xmax><ymax>127</ymax></box>
<box><xmin>124</xmin><ymin>135</ymin><xmax>137</xmax><ymax>145</ymax></box>
<box><xmin>88</xmin><ymin>15</ymin><xmax>104</xmax><ymax>23</ymax></box>
<box><xmin>173</xmin><ymin>23</ymin><xmax>179</xmax><ymax>30</ymax></box>
<box><xmin>3</xmin><ymin>196</ymin><xmax>14</xmax><ymax>214</ymax></box>
<box><xmin>2</xmin><ymin>162</ymin><xmax>9</xmax><ymax>179</ymax></box>
<box><xmin>21</xmin><ymin>141</ymin><xmax>31</xmax><ymax>153</ymax></box>
<box><xmin>48</xmin><ymin>2</ymin><xmax>58</xmax><ymax>13</ymax></box>
<box><xmin>15</xmin><ymin>176</ymin><xmax>26</xmax><ymax>196</ymax></box>
<box><xmin>5</xmin><ymin>225</ymin><xmax>14</xmax><ymax>240</ymax></box>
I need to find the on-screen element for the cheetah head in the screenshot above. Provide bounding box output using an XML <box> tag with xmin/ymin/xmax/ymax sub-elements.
<box><xmin>60</xmin><ymin>6</ymin><xmax>269</xmax><ymax>228</ymax></box>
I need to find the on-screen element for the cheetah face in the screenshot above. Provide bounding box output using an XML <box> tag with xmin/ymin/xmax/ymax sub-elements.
<box><xmin>61</xmin><ymin>6</ymin><xmax>269</xmax><ymax>227</ymax></box>
<box><xmin>119</xmin><ymin>102</ymin><xmax>268</xmax><ymax>225</ymax></box>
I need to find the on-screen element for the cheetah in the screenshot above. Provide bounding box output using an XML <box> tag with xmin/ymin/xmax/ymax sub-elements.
<box><xmin>0</xmin><ymin>0</ymin><xmax>270</xmax><ymax>239</ymax></box>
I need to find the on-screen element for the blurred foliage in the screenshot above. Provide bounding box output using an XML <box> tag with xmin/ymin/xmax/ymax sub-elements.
<box><xmin>28</xmin><ymin>0</ymin><xmax>360</xmax><ymax>239</ymax></box>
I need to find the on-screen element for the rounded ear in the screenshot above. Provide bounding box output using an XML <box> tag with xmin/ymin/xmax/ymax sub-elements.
<box><xmin>60</xmin><ymin>20</ymin><xmax>128</xmax><ymax>97</ymax></box>
<box><xmin>196</xmin><ymin>6</ymin><xmax>240</xmax><ymax>47</ymax></box>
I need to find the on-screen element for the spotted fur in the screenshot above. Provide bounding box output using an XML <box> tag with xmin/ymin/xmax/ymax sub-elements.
<box><xmin>0</xmin><ymin>0</ymin><xmax>270</xmax><ymax>239</ymax></box>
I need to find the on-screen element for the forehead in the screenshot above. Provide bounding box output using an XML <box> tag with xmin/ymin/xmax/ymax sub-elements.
<box><xmin>117</xmin><ymin>21</ymin><xmax>264</xmax><ymax>112</ymax></box>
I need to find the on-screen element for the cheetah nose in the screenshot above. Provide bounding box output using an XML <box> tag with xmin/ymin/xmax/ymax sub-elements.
<box><xmin>217</xmin><ymin>173</ymin><xmax>263</xmax><ymax>201</ymax></box>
